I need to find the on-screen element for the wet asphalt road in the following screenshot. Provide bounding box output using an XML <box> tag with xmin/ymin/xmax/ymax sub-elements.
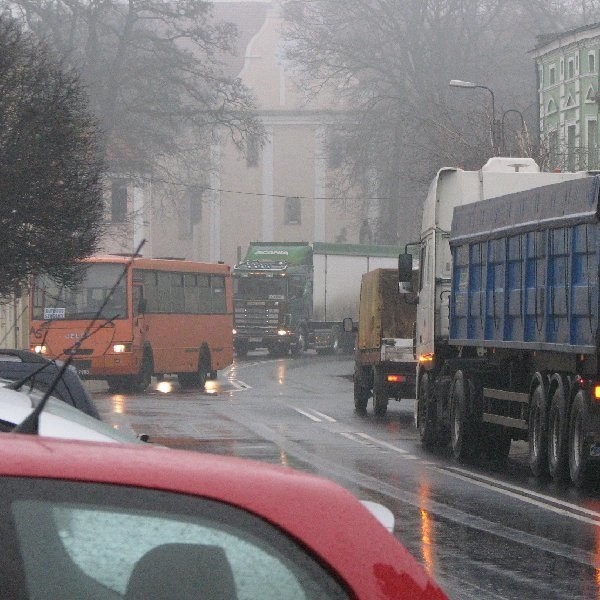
<box><xmin>90</xmin><ymin>352</ymin><xmax>600</xmax><ymax>600</ymax></box>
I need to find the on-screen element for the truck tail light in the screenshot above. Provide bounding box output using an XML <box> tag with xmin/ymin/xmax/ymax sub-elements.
<box><xmin>387</xmin><ymin>374</ymin><xmax>406</xmax><ymax>383</ymax></box>
<box><xmin>594</xmin><ymin>385</ymin><xmax>600</xmax><ymax>401</ymax></box>
<box><xmin>419</xmin><ymin>353</ymin><xmax>434</xmax><ymax>364</ymax></box>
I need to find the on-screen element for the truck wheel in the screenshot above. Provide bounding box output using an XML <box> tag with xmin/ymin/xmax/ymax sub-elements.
<box><xmin>449</xmin><ymin>370</ymin><xmax>480</xmax><ymax>462</ymax></box>
<box><xmin>569</xmin><ymin>391</ymin><xmax>591</xmax><ymax>487</ymax></box>
<box><xmin>354</xmin><ymin>368</ymin><xmax>370</xmax><ymax>414</ymax></box>
<box><xmin>373</xmin><ymin>367</ymin><xmax>388</xmax><ymax>417</ymax></box>
<box><xmin>528</xmin><ymin>385</ymin><xmax>549</xmax><ymax>477</ymax></box>
<box><xmin>417</xmin><ymin>372</ymin><xmax>437</xmax><ymax>448</ymax></box>
<box><xmin>547</xmin><ymin>381</ymin><xmax>569</xmax><ymax>482</ymax></box>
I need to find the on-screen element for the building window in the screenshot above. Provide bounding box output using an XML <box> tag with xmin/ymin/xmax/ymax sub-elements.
<box><xmin>568</xmin><ymin>58</ymin><xmax>574</xmax><ymax>79</ymax></box>
<box><xmin>549</xmin><ymin>65</ymin><xmax>556</xmax><ymax>85</ymax></box>
<box><xmin>590</xmin><ymin>53</ymin><xmax>596</xmax><ymax>72</ymax></box>
<box><xmin>567</xmin><ymin>124</ymin><xmax>577</xmax><ymax>171</ymax></box>
<box><xmin>246</xmin><ymin>135</ymin><xmax>259</xmax><ymax>168</ymax></box>
<box><xmin>588</xmin><ymin>120</ymin><xmax>598</xmax><ymax>169</ymax></box>
<box><xmin>110</xmin><ymin>181</ymin><xmax>127</xmax><ymax>224</ymax></box>
<box><xmin>561</xmin><ymin>59</ymin><xmax>564</xmax><ymax>76</ymax></box>
<box><xmin>284</xmin><ymin>196</ymin><xmax>301</xmax><ymax>225</ymax></box>
<box><xmin>547</xmin><ymin>98</ymin><xmax>556</xmax><ymax>113</ymax></box>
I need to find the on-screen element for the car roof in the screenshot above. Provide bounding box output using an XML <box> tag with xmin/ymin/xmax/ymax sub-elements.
<box><xmin>0</xmin><ymin>383</ymin><xmax>140</xmax><ymax>444</ymax></box>
<box><xmin>0</xmin><ymin>435</ymin><xmax>446</xmax><ymax>600</ymax></box>
<box><xmin>0</xmin><ymin>349</ymin><xmax>100</xmax><ymax>419</ymax></box>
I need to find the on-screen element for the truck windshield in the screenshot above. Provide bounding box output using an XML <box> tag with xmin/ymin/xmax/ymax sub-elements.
<box><xmin>234</xmin><ymin>276</ymin><xmax>287</xmax><ymax>300</ymax></box>
<box><xmin>32</xmin><ymin>264</ymin><xmax>128</xmax><ymax>320</ymax></box>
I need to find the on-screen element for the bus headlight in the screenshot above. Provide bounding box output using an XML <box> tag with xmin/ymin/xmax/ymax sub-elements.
<box><xmin>113</xmin><ymin>343</ymin><xmax>131</xmax><ymax>353</ymax></box>
<box><xmin>33</xmin><ymin>345</ymin><xmax>47</xmax><ymax>354</ymax></box>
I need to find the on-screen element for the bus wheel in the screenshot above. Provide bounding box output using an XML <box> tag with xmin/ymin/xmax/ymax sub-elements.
<box><xmin>178</xmin><ymin>353</ymin><xmax>209</xmax><ymax>390</ymax></box>
<box><xmin>131</xmin><ymin>351</ymin><xmax>153</xmax><ymax>392</ymax></box>
<box><xmin>106</xmin><ymin>376</ymin><xmax>126</xmax><ymax>393</ymax></box>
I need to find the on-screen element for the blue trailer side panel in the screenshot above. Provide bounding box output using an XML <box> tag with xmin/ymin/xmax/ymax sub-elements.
<box><xmin>449</xmin><ymin>177</ymin><xmax>600</xmax><ymax>354</ymax></box>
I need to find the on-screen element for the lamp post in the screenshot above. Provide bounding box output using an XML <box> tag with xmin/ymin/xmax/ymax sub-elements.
<box><xmin>449</xmin><ymin>79</ymin><xmax>498</xmax><ymax>155</ymax></box>
<box><xmin>500</xmin><ymin>109</ymin><xmax>526</xmax><ymax>156</ymax></box>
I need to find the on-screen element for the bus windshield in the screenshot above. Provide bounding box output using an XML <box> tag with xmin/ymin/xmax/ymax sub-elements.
<box><xmin>233</xmin><ymin>276</ymin><xmax>288</xmax><ymax>300</ymax></box>
<box><xmin>33</xmin><ymin>264</ymin><xmax>128</xmax><ymax>320</ymax></box>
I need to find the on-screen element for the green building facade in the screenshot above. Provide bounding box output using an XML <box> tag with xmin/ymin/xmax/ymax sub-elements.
<box><xmin>532</xmin><ymin>23</ymin><xmax>600</xmax><ymax>171</ymax></box>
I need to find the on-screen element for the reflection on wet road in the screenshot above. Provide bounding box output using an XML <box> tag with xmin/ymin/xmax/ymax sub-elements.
<box><xmin>90</xmin><ymin>352</ymin><xmax>600</xmax><ymax>599</ymax></box>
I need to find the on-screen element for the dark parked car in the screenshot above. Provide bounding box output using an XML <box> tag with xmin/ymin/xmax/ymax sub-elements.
<box><xmin>0</xmin><ymin>349</ymin><xmax>100</xmax><ymax>419</ymax></box>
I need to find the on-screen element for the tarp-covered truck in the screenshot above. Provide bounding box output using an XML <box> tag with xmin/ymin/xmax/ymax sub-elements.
<box><xmin>399</xmin><ymin>157</ymin><xmax>600</xmax><ymax>486</ymax></box>
<box><xmin>353</xmin><ymin>268</ymin><xmax>417</xmax><ymax>417</ymax></box>
<box><xmin>232</xmin><ymin>242</ymin><xmax>399</xmax><ymax>357</ymax></box>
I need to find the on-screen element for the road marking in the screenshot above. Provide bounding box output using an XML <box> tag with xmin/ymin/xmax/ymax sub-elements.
<box><xmin>292</xmin><ymin>407</ymin><xmax>322</xmax><ymax>422</ymax></box>
<box><xmin>356</xmin><ymin>433</ymin><xmax>409</xmax><ymax>454</ymax></box>
<box><xmin>435</xmin><ymin>467</ymin><xmax>600</xmax><ymax>525</ymax></box>
<box><xmin>309</xmin><ymin>409</ymin><xmax>336</xmax><ymax>422</ymax></box>
<box><xmin>290</xmin><ymin>406</ymin><xmax>337</xmax><ymax>422</ymax></box>
<box><xmin>444</xmin><ymin>465</ymin><xmax>600</xmax><ymax>521</ymax></box>
<box><xmin>227</xmin><ymin>379</ymin><xmax>251</xmax><ymax>391</ymax></box>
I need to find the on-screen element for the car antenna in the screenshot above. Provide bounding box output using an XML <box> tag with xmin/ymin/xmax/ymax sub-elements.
<box><xmin>12</xmin><ymin>240</ymin><xmax>146</xmax><ymax>435</ymax></box>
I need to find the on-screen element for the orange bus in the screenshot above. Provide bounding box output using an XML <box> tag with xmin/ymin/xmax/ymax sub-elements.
<box><xmin>29</xmin><ymin>255</ymin><xmax>234</xmax><ymax>392</ymax></box>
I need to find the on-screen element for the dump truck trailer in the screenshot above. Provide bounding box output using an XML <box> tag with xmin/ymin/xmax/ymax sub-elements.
<box><xmin>400</xmin><ymin>157</ymin><xmax>600</xmax><ymax>486</ymax></box>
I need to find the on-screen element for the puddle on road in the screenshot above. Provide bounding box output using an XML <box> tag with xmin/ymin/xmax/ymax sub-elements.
<box><xmin>149</xmin><ymin>436</ymin><xmax>317</xmax><ymax>473</ymax></box>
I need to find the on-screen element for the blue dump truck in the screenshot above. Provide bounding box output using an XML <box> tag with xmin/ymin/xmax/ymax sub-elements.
<box><xmin>399</xmin><ymin>159</ymin><xmax>600</xmax><ymax>486</ymax></box>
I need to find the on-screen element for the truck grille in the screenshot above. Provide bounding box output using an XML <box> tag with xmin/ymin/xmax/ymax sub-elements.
<box><xmin>234</xmin><ymin>304</ymin><xmax>280</xmax><ymax>334</ymax></box>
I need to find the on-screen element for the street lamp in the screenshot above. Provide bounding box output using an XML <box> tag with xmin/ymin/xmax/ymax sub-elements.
<box><xmin>501</xmin><ymin>109</ymin><xmax>526</xmax><ymax>156</ymax></box>
<box><xmin>449</xmin><ymin>79</ymin><xmax>498</xmax><ymax>155</ymax></box>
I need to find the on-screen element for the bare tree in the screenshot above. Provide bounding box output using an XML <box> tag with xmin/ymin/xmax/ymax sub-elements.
<box><xmin>0</xmin><ymin>15</ymin><xmax>105</xmax><ymax>298</ymax></box>
<box><xmin>283</xmin><ymin>0</ymin><xmax>578</xmax><ymax>244</ymax></box>
<box><xmin>9</xmin><ymin>0</ymin><xmax>263</xmax><ymax>188</ymax></box>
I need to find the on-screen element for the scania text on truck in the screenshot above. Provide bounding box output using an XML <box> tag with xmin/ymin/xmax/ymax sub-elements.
<box><xmin>399</xmin><ymin>157</ymin><xmax>600</xmax><ymax>486</ymax></box>
<box><xmin>232</xmin><ymin>242</ymin><xmax>400</xmax><ymax>357</ymax></box>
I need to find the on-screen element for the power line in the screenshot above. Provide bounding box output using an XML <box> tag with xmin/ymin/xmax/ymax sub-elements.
<box><xmin>196</xmin><ymin>185</ymin><xmax>392</xmax><ymax>201</ymax></box>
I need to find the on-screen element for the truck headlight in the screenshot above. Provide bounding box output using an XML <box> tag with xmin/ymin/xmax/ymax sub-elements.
<box><xmin>113</xmin><ymin>343</ymin><xmax>131</xmax><ymax>353</ymax></box>
<box><xmin>33</xmin><ymin>345</ymin><xmax>47</xmax><ymax>354</ymax></box>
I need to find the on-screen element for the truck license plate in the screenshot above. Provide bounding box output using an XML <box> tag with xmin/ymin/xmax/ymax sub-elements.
<box><xmin>249</xmin><ymin>337</ymin><xmax>262</xmax><ymax>343</ymax></box>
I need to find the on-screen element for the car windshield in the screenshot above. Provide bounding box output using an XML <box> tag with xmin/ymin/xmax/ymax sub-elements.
<box><xmin>32</xmin><ymin>264</ymin><xmax>127</xmax><ymax>321</ymax></box>
<box><xmin>233</xmin><ymin>276</ymin><xmax>288</xmax><ymax>300</ymax></box>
